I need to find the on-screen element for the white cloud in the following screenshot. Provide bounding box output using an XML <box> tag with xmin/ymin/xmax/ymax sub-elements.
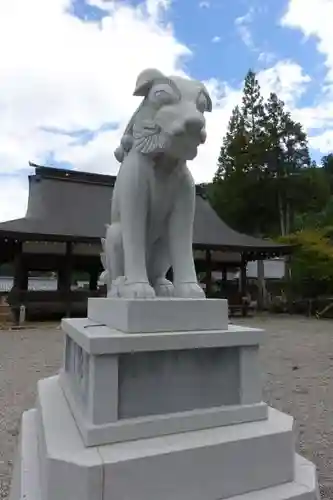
<box><xmin>0</xmin><ymin>175</ymin><xmax>29</xmax><ymax>222</ymax></box>
<box><xmin>258</xmin><ymin>60</ymin><xmax>311</xmax><ymax>106</ymax></box>
<box><xmin>211</xmin><ymin>35</ymin><xmax>221</xmax><ymax>43</ymax></box>
<box><xmin>281</xmin><ymin>0</ymin><xmax>333</xmax><ymax>151</ymax></box>
<box><xmin>0</xmin><ymin>0</ymin><xmax>241</xmax><ymax>220</ymax></box>
<box><xmin>0</xmin><ymin>0</ymin><xmax>190</xmax><ymax>171</ymax></box>
<box><xmin>145</xmin><ymin>0</ymin><xmax>172</xmax><ymax>20</ymax></box>
<box><xmin>235</xmin><ymin>8</ymin><xmax>254</xmax><ymax>49</ymax></box>
<box><xmin>309</xmin><ymin>130</ymin><xmax>333</xmax><ymax>152</ymax></box>
<box><xmin>258</xmin><ymin>51</ymin><xmax>276</xmax><ymax>66</ymax></box>
<box><xmin>190</xmin><ymin>83</ymin><xmax>242</xmax><ymax>183</ymax></box>
<box><xmin>0</xmin><ymin>0</ymin><xmax>322</xmax><ymax>222</ymax></box>
<box><xmin>0</xmin><ymin>0</ymin><xmax>191</xmax><ymax>221</ymax></box>
<box><xmin>199</xmin><ymin>1</ymin><xmax>210</xmax><ymax>8</ymax></box>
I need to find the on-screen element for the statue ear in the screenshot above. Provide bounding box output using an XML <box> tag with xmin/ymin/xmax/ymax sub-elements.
<box><xmin>133</xmin><ymin>68</ymin><xmax>166</xmax><ymax>96</ymax></box>
<box><xmin>202</xmin><ymin>85</ymin><xmax>212</xmax><ymax>112</ymax></box>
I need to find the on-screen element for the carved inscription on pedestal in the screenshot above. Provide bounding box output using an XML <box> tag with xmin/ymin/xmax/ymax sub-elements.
<box><xmin>64</xmin><ymin>335</ymin><xmax>89</xmax><ymax>407</ymax></box>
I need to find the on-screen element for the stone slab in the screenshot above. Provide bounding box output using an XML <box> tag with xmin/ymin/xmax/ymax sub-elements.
<box><xmin>37</xmin><ymin>376</ymin><xmax>294</xmax><ymax>500</ymax></box>
<box><xmin>9</xmin><ymin>410</ymin><xmax>42</xmax><ymax>500</ymax></box>
<box><xmin>99</xmin><ymin>408</ymin><xmax>295</xmax><ymax>500</ymax></box>
<box><xmin>117</xmin><ymin>347</ymin><xmax>241</xmax><ymax>417</ymax></box>
<box><xmin>10</xmin><ymin>408</ymin><xmax>319</xmax><ymax>500</ymax></box>
<box><xmin>87</xmin><ymin>297</ymin><xmax>228</xmax><ymax>333</ymax></box>
<box><xmin>224</xmin><ymin>454</ymin><xmax>319</xmax><ymax>499</ymax></box>
<box><xmin>60</xmin><ymin>320</ymin><xmax>265</xmax><ymax>445</ymax></box>
<box><xmin>10</xmin><ymin>416</ymin><xmax>319</xmax><ymax>500</ymax></box>
<box><xmin>61</xmin><ymin>371</ymin><xmax>267</xmax><ymax>446</ymax></box>
<box><xmin>36</xmin><ymin>377</ymin><xmax>103</xmax><ymax>500</ymax></box>
<box><xmin>62</xmin><ymin>317</ymin><xmax>264</xmax><ymax>355</ymax></box>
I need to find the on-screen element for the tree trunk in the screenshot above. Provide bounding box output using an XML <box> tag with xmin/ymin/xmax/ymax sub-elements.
<box><xmin>278</xmin><ymin>192</ymin><xmax>286</xmax><ymax>236</ymax></box>
<box><xmin>285</xmin><ymin>200</ymin><xmax>291</xmax><ymax>235</ymax></box>
<box><xmin>257</xmin><ymin>259</ymin><xmax>267</xmax><ymax>310</ymax></box>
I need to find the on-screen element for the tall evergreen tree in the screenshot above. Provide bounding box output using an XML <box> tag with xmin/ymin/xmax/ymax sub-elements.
<box><xmin>215</xmin><ymin>105</ymin><xmax>247</xmax><ymax>180</ymax></box>
<box><xmin>322</xmin><ymin>153</ymin><xmax>333</xmax><ymax>176</ymax></box>
<box><xmin>321</xmin><ymin>153</ymin><xmax>333</xmax><ymax>193</ymax></box>
<box><xmin>241</xmin><ymin>70</ymin><xmax>267</xmax><ymax>175</ymax></box>
<box><xmin>210</xmin><ymin>69</ymin><xmax>324</xmax><ymax>237</ymax></box>
<box><xmin>264</xmin><ymin>92</ymin><xmax>310</xmax><ymax>234</ymax></box>
<box><xmin>212</xmin><ymin>70</ymin><xmax>274</xmax><ymax>235</ymax></box>
<box><xmin>216</xmin><ymin>70</ymin><xmax>267</xmax><ymax>182</ymax></box>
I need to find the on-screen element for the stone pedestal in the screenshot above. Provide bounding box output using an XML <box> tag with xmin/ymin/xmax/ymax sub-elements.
<box><xmin>10</xmin><ymin>298</ymin><xmax>320</xmax><ymax>500</ymax></box>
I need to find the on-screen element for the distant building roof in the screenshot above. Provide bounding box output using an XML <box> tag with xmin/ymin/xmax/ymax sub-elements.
<box><xmin>0</xmin><ymin>164</ymin><xmax>291</xmax><ymax>258</ymax></box>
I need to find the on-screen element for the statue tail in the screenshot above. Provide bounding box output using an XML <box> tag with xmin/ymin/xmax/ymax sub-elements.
<box><xmin>99</xmin><ymin>229</ymin><xmax>112</xmax><ymax>286</ymax></box>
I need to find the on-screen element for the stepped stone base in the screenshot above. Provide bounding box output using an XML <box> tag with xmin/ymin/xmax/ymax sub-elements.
<box><xmin>10</xmin><ymin>298</ymin><xmax>320</xmax><ymax>500</ymax></box>
<box><xmin>11</xmin><ymin>381</ymin><xmax>319</xmax><ymax>500</ymax></box>
<box><xmin>60</xmin><ymin>317</ymin><xmax>267</xmax><ymax>446</ymax></box>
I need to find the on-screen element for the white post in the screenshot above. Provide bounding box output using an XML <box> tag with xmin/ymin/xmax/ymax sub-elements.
<box><xmin>19</xmin><ymin>304</ymin><xmax>26</xmax><ymax>325</ymax></box>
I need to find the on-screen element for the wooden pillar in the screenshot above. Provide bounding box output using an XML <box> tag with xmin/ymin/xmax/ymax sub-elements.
<box><xmin>220</xmin><ymin>266</ymin><xmax>227</xmax><ymax>297</ymax></box>
<box><xmin>21</xmin><ymin>265</ymin><xmax>28</xmax><ymax>291</ymax></box>
<box><xmin>240</xmin><ymin>261</ymin><xmax>247</xmax><ymax>296</ymax></box>
<box><xmin>13</xmin><ymin>243</ymin><xmax>28</xmax><ymax>289</ymax></box>
<box><xmin>205</xmin><ymin>249</ymin><xmax>212</xmax><ymax>297</ymax></box>
<box><xmin>240</xmin><ymin>256</ymin><xmax>247</xmax><ymax>317</ymax></box>
<box><xmin>62</xmin><ymin>242</ymin><xmax>73</xmax><ymax>318</ymax></box>
<box><xmin>12</xmin><ymin>241</ymin><xmax>27</xmax><ymax>324</ymax></box>
<box><xmin>89</xmin><ymin>268</ymin><xmax>99</xmax><ymax>291</ymax></box>
<box><xmin>257</xmin><ymin>258</ymin><xmax>267</xmax><ymax>310</ymax></box>
<box><xmin>13</xmin><ymin>241</ymin><xmax>23</xmax><ymax>289</ymax></box>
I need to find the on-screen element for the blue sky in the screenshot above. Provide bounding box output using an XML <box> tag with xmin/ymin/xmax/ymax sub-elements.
<box><xmin>0</xmin><ymin>0</ymin><xmax>333</xmax><ymax>221</ymax></box>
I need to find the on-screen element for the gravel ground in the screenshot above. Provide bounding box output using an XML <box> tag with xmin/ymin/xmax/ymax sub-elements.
<box><xmin>0</xmin><ymin>315</ymin><xmax>333</xmax><ymax>499</ymax></box>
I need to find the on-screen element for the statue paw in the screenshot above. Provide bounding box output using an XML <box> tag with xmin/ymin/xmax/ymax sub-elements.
<box><xmin>173</xmin><ymin>282</ymin><xmax>205</xmax><ymax>299</ymax></box>
<box><xmin>153</xmin><ymin>278</ymin><xmax>174</xmax><ymax>297</ymax></box>
<box><xmin>107</xmin><ymin>276</ymin><xmax>125</xmax><ymax>298</ymax></box>
<box><xmin>120</xmin><ymin>280</ymin><xmax>156</xmax><ymax>299</ymax></box>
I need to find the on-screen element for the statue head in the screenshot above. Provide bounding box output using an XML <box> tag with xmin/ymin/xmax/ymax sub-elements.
<box><xmin>114</xmin><ymin>68</ymin><xmax>212</xmax><ymax>163</ymax></box>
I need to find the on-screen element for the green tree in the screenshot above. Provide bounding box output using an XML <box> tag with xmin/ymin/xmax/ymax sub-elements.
<box><xmin>211</xmin><ymin>71</ymin><xmax>274</xmax><ymax>235</ymax></box>
<box><xmin>241</xmin><ymin>70</ymin><xmax>267</xmax><ymax>175</ymax></box>
<box><xmin>263</xmin><ymin>92</ymin><xmax>311</xmax><ymax>235</ymax></box>
<box><xmin>295</xmin><ymin>195</ymin><xmax>333</xmax><ymax>230</ymax></box>
<box><xmin>215</xmin><ymin>105</ymin><xmax>247</xmax><ymax>180</ymax></box>
<box><xmin>211</xmin><ymin>70</ymin><xmax>327</xmax><ymax>238</ymax></box>
<box><xmin>279</xmin><ymin>228</ymin><xmax>333</xmax><ymax>298</ymax></box>
<box><xmin>321</xmin><ymin>153</ymin><xmax>333</xmax><ymax>193</ymax></box>
<box><xmin>322</xmin><ymin>153</ymin><xmax>333</xmax><ymax>175</ymax></box>
<box><xmin>215</xmin><ymin>70</ymin><xmax>267</xmax><ymax>181</ymax></box>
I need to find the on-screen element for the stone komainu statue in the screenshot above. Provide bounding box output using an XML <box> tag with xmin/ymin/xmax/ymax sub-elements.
<box><xmin>100</xmin><ymin>68</ymin><xmax>212</xmax><ymax>299</ymax></box>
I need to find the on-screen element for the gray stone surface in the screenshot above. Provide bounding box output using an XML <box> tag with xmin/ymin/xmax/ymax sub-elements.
<box><xmin>61</xmin><ymin>380</ymin><xmax>267</xmax><ymax>446</ymax></box>
<box><xmin>61</xmin><ymin>317</ymin><xmax>265</xmax><ymax>354</ymax></box>
<box><xmin>60</xmin><ymin>318</ymin><xmax>266</xmax><ymax>446</ymax></box>
<box><xmin>118</xmin><ymin>347</ymin><xmax>239</xmax><ymax>418</ymax></box>
<box><xmin>12</xmin><ymin>410</ymin><xmax>321</xmax><ymax>500</ymax></box>
<box><xmin>1</xmin><ymin>316</ymin><xmax>332</xmax><ymax>498</ymax></box>
<box><xmin>22</xmin><ymin>376</ymin><xmax>297</xmax><ymax>500</ymax></box>
<box><xmin>87</xmin><ymin>297</ymin><xmax>228</xmax><ymax>333</ymax></box>
<box><xmin>9</xmin><ymin>410</ymin><xmax>41</xmax><ymax>500</ymax></box>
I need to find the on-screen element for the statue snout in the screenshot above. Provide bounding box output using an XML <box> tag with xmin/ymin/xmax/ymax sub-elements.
<box><xmin>169</xmin><ymin>113</ymin><xmax>205</xmax><ymax>139</ymax></box>
<box><xmin>184</xmin><ymin>115</ymin><xmax>205</xmax><ymax>134</ymax></box>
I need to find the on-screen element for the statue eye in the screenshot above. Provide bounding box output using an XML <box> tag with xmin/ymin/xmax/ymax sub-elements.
<box><xmin>153</xmin><ymin>88</ymin><xmax>176</xmax><ymax>105</ymax></box>
<box><xmin>197</xmin><ymin>92</ymin><xmax>208</xmax><ymax>112</ymax></box>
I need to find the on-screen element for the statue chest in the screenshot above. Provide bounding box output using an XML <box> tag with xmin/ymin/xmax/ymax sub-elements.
<box><xmin>147</xmin><ymin>167</ymin><xmax>182</xmax><ymax>232</ymax></box>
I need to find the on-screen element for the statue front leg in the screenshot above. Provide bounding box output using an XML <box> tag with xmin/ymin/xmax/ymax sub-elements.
<box><xmin>147</xmin><ymin>237</ymin><xmax>174</xmax><ymax>297</ymax></box>
<box><xmin>168</xmin><ymin>169</ymin><xmax>205</xmax><ymax>299</ymax></box>
<box><xmin>103</xmin><ymin>223</ymin><xmax>125</xmax><ymax>297</ymax></box>
<box><xmin>115</xmin><ymin>152</ymin><xmax>155</xmax><ymax>299</ymax></box>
